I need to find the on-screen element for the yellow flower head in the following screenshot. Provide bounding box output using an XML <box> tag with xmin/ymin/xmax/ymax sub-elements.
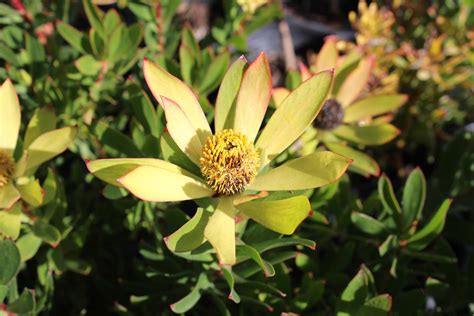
<box><xmin>0</xmin><ymin>150</ymin><xmax>15</xmax><ymax>188</ymax></box>
<box><xmin>0</xmin><ymin>79</ymin><xmax>77</xmax><ymax>210</ymax></box>
<box><xmin>200</xmin><ymin>129</ymin><xmax>259</xmax><ymax>196</ymax></box>
<box><xmin>237</xmin><ymin>0</ymin><xmax>269</xmax><ymax>14</ymax></box>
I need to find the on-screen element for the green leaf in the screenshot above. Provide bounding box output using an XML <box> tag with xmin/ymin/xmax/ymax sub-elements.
<box><xmin>75</xmin><ymin>55</ymin><xmax>102</xmax><ymax>76</ymax></box>
<box><xmin>333</xmin><ymin>124</ymin><xmax>400</xmax><ymax>145</ymax></box>
<box><xmin>104</xmin><ymin>9</ymin><xmax>121</xmax><ymax>35</ymax></box>
<box><xmin>344</xmin><ymin>95</ymin><xmax>407</xmax><ymax>122</ymax></box>
<box><xmin>293</xmin><ymin>277</ymin><xmax>325</xmax><ymax>311</ymax></box>
<box><xmin>160</xmin><ymin>132</ymin><xmax>201</xmax><ymax>176</ymax></box>
<box><xmin>0</xmin><ymin>239</ymin><xmax>20</xmax><ymax>285</ymax></box>
<box><xmin>237</xmin><ymin>244</ymin><xmax>275</xmax><ymax>277</ymax></box>
<box><xmin>378</xmin><ymin>174</ymin><xmax>402</xmax><ymax>228</ymax></box>
<box><xmin>401</xmin><ymin>168</ymin><xmax>426</xmax><ymax>229</ymax></box>
<box><xmin>222</xmin><ymin>266</ymin><xmax>241</xmax><ymax>303</ymax></box>
<box><xmin>332</xmin><ymin>49</ymin><xmax>362</xmax><ymax>96</ymax></box>
<box><xmin>25</xmin><ymin>127</ymin><xmax>77</xmax><ymax>173</ymax></box>
<box><xmin>351</xmin><ymin>211</ymin><xmax>387</xmax><ymax>235</ymax></box>
<box><xmin>325</xmin><ymin>142</ymin><xmax>379</xmax><ymax>177</ymax></box>
<box><xmin>378</xmin><ymin>234</ymin><xmax>397</xmax><ymax>257</ymax></box>
<box><xmin>164</xmin><ymin>207</ymin><xmax>210</xmax><ymax>253</ymax></box>
<box><xmin>179</xmin><ymin>44</ymin><xmax>195</xmax><ymax>86</ymax></box>
<box><xmin>83</xmin><ymin>0</ymin><xmax>105</xmax><ymax>37</ymax></box>
<box><xmin>236</xmin><ymin>196</ymin><xmax>311</xmax><ymax>234</ymax></box>
<box><xmin>336</xmin><ymin>266</ymin><xmax>372</xmax><ymax>316</ymax></box>
<box><xmin>253</xmin><ymin>237</ymin><xmax>316</xmax><ymax>253</ymax></box>
<box><xmin>355</xmin><ymin>294</ymin><xmax>392</xmax><ymax>316</ymax></box>
<box><xmin>42</xmin><ymin>168</ymin><xmax>58</xmax><ymax>205</ymax></box>
<box><xmin>95</xmin><ymin>121</ymin><xmax>143</xmax><ymax>157</ymax></box>
<box><xmin>33</xmin><ymin>220</ymin><xmax>61</xmax><ymax>247</ymax></box>
<box><xmin>170</xmin><ymin>273</ymin><xmax>210</xmax><ymax>314</ymax></box>
<box><xmin>0</xmin><ymin>43</ymin><xmax>20</xmax><ymax>66</ymax></box>
<box><xmin>24</xmin><ymin>107</ymin><xmax>57</xmax><ymax>148</ymax></box>
<box><xmin>6</xmin><ymin>288</ymin><xmax>35</xmax><ymax>314</ymax></box>
<box><xmin>257</xmin><ymin>70</ymin><xmax>334</xmax><ymax>162</ymax></box>
<box><xmin>214</xmin><ymin>56</ymin><xmax>247</xmax><ymax>132</ymax></box>
<box><xmin>16</xmin><ymin>233</ymin><xmax>42</xmax><ymax>262</ymax></box>
<box><xmin>128</xmin><ymin>86</ymin><xmax>161</xmax><ymax>137</ymax></box>
<box><xmin>16</xmin><ymin>179</ymin><xmax>44</xmax><ymax>207</ymax></box>
<box><xmin>102</xmin><ymin>184</ymin><xmax>128</xmax><ymax>200</ymax></box>
<box><xmin>57</xmin><ymin>22</ymin><xmax>90</xmax><ymax>54</ymax></box>
<box><xmin>406</xmin><ymin>199</ymin><xmax>452</xmax><ymax>251</ymax></box>
<box><xmin>198</xmin><ymin>52</ymin><xmax>230</xmax><ymax>95</ymax></box>
<box><xmin>0</xmin><ymin>203</ymin><xmax>22</xmax><ymax>240</ymax></box>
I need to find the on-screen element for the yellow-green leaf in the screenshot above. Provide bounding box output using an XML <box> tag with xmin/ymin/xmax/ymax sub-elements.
<box><xmin>0</xmin><ymin>79</ymin><xmax>21</xmax><ymax>151</ymax></box>
<box><xmin>336</xmin><ymin>56</ymin><xmax>374</xmax><ymax>107</ymax></box>
<box><xmin>236</xmin><ymin>196</ymin><xmax>311</xmax><ymax>234</ymax></box>
<box><xmin>87</xmin><ymin>158</ymin><xmax>196</xmax><ymax>186</ymax></box>
<box><xmin>204</xmin><ymin>197</ymin><xmax>236</xmax><ymax>265</ymax></box>
<box><xmin>332</xmin><ymin>124</ymin><xmax>399</xmax><ymax>145</ymax></box>
<box><xmin>256</xmin><ymin>70</ymin><xmax>334</xmax><ymax>163</ymax></box>
<box><xmin>214</xmin><ymin>56</ymin><xmax>247</xmax><ymax>131</ymax></box>
<box><xmin>248</xmin><ymin>151</ymin><xmax>350</xmax><ymax>191</ymax></box>
<box><xmin>344</xmin><ymin>95</ymin><xmax>408</xmax><ymax>123</ymax></box>
<box><xmin>165</xmin><ymin>207</ymin><xmax>211</xmax><ymax>252</ymax></box>
<box><xmin>143</xmin><ymin>59</ymin><xmax>211</xmax><ymax>143</ymax></box>
<box><xmin>0</xmin><ymin>182</ymin><xmax>20</xmax><ymax>210</ymax></box>
<box><xmin>16</xmin><ymin>179</ymin><xmax>44</xmax><ymax>207</ymax></box>
<box><xmin>0</xmin><ymin>203</ymin><xmax>22</xmax><ymax>240</ymax></box>
<box><xmin>25</xmin><ymin>127</ymin><xmax>77</xmax><ymax>173</ymax></box>
<box><xmin>118</xmin><ymin>165</ymin><xmax>212</xmax><ymax>202</ymax></box>
<box><xmin>325</xmin><ymin>142</ymin><xmax>380</xmax><ymax>177</ymax></box>
<box><xmin>271</xmin><ymin>87</ymin><xmax>290</xmax><ymax>108</ymax></box>
<box><xmin>313</xmin><ymin>36</ymin><xmax>338</xmax><ymax>73</ymax></box>
<box><xmin>24</xmin><ymin>107</ymin><xmax>57</xmax><ymax>148</ymax></box>
<box><xmin>233</xmin><ymin>52</ymin><xmax>271</xmax><ymax>142</ymax></box>
<box><xmin>161</xmin><ymin>97</ymin><xmax>204</xmax><ymax>165</ymax></box>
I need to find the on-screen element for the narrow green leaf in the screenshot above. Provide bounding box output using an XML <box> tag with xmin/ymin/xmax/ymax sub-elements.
<box><xmin>351</xmin><ymin>211</ymin><xmax>387</xmax><ymax>235</ymax></box>
<box><xmin>237</xmin><ymin>244</ymin><xmax>275</xmax><ymax>277</ymax></box>
<box><xmin>355</xmin><ymin>294</ymin><xmax>392</xmax><ymax>316</ymax></box>
<box><xmin>406</xmin><ymin>199</ymin><xmax>452</xmax><ymax>251</ymax></box>
<box><xmin>333</xmin><ymin>124</ymin><xmax>400</xmax><ymax>146</ymax></box>
<box><xmin>170</xmin><ymin>273</ymin><xmax>209</xmax><ymax>314</ymax></box>
<box><xmin>56</xmin><ymin>22</ymin><xmax>89</xmax><ymax>54</ymax></box>
<box><xmin>95</xmin><ymin>121</ymin><xmax>143</xmax><ymax>157</ymax></box>
<box><xmin>222</xmin><ymin>266</ymin><xmax>241</xmax><ymax>303</ymax></box>
<box><xmin>401</xmin><ymin>168</ymin><xmax>426</xmax><ymax>229</ymax></box>
<box><xmin>164</xmin><ymin>208</ymin><xmax>210</xmax><ymax>253</ymax></box>
<box><xmin>82</xmin><ymin>0</ymin><xmax>105</xmax><ymax>36</ymax></box>
<box><xmin>199</xmin><ymin>52</ymin><xmax>230</xmax><ymax>95</ymax></box>
<box><xmin>378</xmin><ymin>174</ymin><xmax>402</xmax><ymax>228</ymax></box>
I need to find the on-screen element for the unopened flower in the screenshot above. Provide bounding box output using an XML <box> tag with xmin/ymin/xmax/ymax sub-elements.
<box><xmin>274</xmin><ymin>38</ymin><xmax>407</xmax><ymax>177</ymax></box>
<box><xmin>88</xmin><ymin>53</ymin><xmax>351</xmax><ymax>265</ymax></box>
<box><xmin>0</xmin><ymin>79</ymin><xmax>77</xmax><ymax>209</ymax></box>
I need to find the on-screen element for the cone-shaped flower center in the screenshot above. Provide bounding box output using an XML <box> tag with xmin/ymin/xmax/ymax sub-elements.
<box><xmin>0</xmin><ymin>150</ymin><xmax>15</xmax><ymax>188</ymax></box>
<box><xmin>313</xmin><ymin>99</ymin><xmax>345</xmax><ymax>130</ymax></box>
<box><xmin>200</xmin><ymin>129</ymin><xmax>259</xmax><ymax>196</ymax></box>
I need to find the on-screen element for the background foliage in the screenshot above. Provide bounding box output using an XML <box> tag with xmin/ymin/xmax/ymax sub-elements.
<box><xmin>0</xmin><ymin>0</ymin><xmax>472</xmax><ymax>315</ymax></box>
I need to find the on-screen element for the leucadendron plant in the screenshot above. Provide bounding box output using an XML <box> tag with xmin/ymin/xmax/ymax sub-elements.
<box><xmin>87</xmin><ymin>52</ymin><xmax>351</xmax><ymax>265</ymax></box>
<box><xmin>275</xmin><ymin>38</ymin><xmax>407</xmax><ymax>177</ymax></box>
<box><xmin>0</xmin><ymin>79</ymin><xmax>77</xmax><ymax>210</ymax></box>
